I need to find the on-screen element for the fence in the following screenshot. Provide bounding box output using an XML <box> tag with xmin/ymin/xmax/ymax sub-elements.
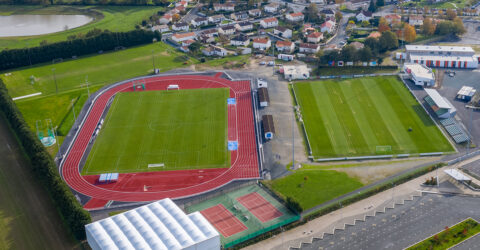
<box><xmin>224</xmin><ymin>215</ymin><xmax>301</xmax><ymax>248</ymax></box>
<box><xmin>289</xmin><ymin>84</ymin><xmax>313</xmax><ymax>156</ymax></box>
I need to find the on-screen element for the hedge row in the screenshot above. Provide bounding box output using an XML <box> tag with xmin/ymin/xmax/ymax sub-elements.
<box><xmin>317</xmin><ymin>65</ymin><xmax>398</xmax><ymax>70</ymax></box>
<box><xmin>0</xmin><ymin>79</ymin><xmax>91</xmax><ymax>240</ymax></box>
<box><xmin>0</xmin><ymin>29</ymin><xmax>161</xmax><ymax>71</ymax></box>
<box><xmin>232</xmin><ymin>163</ymin><xmax>444</xmax><ymax>249</ymax></box>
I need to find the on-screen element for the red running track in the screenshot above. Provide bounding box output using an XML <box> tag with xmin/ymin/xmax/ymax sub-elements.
<box><xmin>60</xmin><ymin>75</ymin><xmax>259</xmax><ymax>208</ymax></box>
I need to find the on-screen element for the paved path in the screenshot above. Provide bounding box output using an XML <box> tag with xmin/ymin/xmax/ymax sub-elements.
<box><xmin>245</xmin><ymin>154</ymin><xmax>480</xmax><ymax>250</ymax></box>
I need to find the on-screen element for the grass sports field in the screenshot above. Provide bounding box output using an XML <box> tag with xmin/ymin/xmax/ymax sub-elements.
<box><xmin>0</xmin><ymin>5</ymin><xmax>165</xmax><ymax>50</ymax></box>
<box><xmin>263</xmin><ymin>170</ymin><xmax>363</xmax><ymax>211</ymax></box>
<box><xmin>82</xmin><ymin>88</ymin><xmax>229</xmax><ymax>175</ymax></box>
<box><xmin>293</xmin><ymin>76</ymin><xmax>453</xmax><ymax>158</ymax></box>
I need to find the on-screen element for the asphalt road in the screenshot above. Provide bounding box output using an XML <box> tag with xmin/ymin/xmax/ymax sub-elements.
<box><xmin>300</xmin><ymin>193</ymin><xmax>480</xmax><ymax>250</ymax></box>
<box><xmin>327</xmin><ymin>13</ymin><xmax>353</xmax><ymax>46</ymax></box>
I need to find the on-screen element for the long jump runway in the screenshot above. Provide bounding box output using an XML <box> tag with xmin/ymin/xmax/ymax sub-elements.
<box><xmin>59</xmin><ymin>75</ymin><xmax>260</xmax><ymax>209</ymax></box>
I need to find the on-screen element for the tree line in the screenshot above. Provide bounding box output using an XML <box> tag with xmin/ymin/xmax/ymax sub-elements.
<box><xmin>0</xmin><ymin>78</ymin><xmax>91</xmax><ymax>240</ymax></box>
<box><xmin>0</xmin><ymin>29</ymin><xmax>161</xmax><ymax>71</ymax></box>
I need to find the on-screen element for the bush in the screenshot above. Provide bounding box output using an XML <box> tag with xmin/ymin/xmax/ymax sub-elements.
<box><xmin>0</xmin><ymin>79</ymin><xmax>91</xmax><ymax>240</ymax></box>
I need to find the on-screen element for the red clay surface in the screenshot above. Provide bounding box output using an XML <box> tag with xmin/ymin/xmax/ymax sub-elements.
<box><xmin>237</xmin><ymin>192</ymin><xmax>283</xmax><ymax>223</ymax></box>
<box><xmin>59</xmin><ymin>75</ymin><xmax>259</xmax><ymax>209</ymax></box>
<box><xmin>200</xmin><ymin>204</ymin><xmax>247</xmax><ymax>238</ymax></box>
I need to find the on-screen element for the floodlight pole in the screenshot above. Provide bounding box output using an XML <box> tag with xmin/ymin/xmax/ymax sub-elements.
<box><xmin>52</xmin><ymin>68</ymin><xmax>58</xmax><ymax>94</ymax></box>
<box><xmin>467</xmin><ymin>107</ymin><xmax>473</xmax><ymax>156</ymax></box>
<box><xmin>72</xmin><ymin>99</ymin><xmax>76</xmax><ymax>122</ymax></box>
<box><xmin>85</xmin><ymin>75</ymin><xmax>90</xmax><ymax>97</ymax></box>
<box><xmin>152</xmin><ymin>50</ymin><xmax>156</xmax><ymax>73</ymax></box>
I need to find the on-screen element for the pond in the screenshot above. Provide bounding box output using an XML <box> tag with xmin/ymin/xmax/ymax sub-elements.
<box><xmin>0</xmin><ymin>14</ymin><xmax>93</xmax><ymax>37</ymax></box>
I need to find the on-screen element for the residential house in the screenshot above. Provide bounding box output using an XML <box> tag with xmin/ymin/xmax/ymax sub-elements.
<box><xmin>409</xmin><ymin>15</ymin><xmax>424</xmax><ymax>26</ymax></box>
<box><xmin>320</xmin><ymin>9</ymin><xmax>335</xmax><ymax>19</ymax></box>
<box><xmin>307</xmin><ymin>31</ymin><xmax>323</xmax><ymax>43</ymax></box>
<box><xmin>230</xmin><ymin>34</ymin><xmax>250</xmax><ymax>46</ymax></box>
<box><xmin>260</xmin><ymin>17</ymin><xmax>279</xmax><ymax>28</ymax></box>
<box><xmin>181</xmin><ymin>39</ymin><xmax>195</xmax><ymax>47</ymax></box>
<box><xmin>199</xmin><ymin>34</ymin><xmax>215</xmax><ymax>44</ymax></box>
<box><xmin>264</xmin><ymin>3</ymin><xmax>281</xmax><ymax>13</ymax></box>
<box><xmin>208</xmin><ymin>14</ymin><xmax>225</xmax><ymax>23</ymax></box>
<box><xmin>299</xmin><ymin>43</ymin><xmax>320</xmax><ymax>54</ymax></box>
<box><xmin>230</xmin><ymin>12</ymin><xmax>249</xmax><ymax>21</ymax></box>
<box><xmin>302</xmin><ymin>23</ymin><xmax>315</xmax><ymax>34</ymax></box>
<box><xmin>191</xmin><ymin>17</ymin><xmax>208</xmax><ymax>27</ymax></box>
<box><xmin>356</xmin><ymin>10</ymin><xmax>373</xmax><ymax>22</ymax></box>
<box><xmin>350</xmin><ymin>41</ymin><xmax>364</xmax><ymax>49</ymax></box>
<box><xmin>323</xmin><ymin>44</ymin><xmax>339</xmax><ymax>51</ymax></box>
<box><xmin>202</xmin><ymin>45</ymin><xmax>228</xmax><ymax>57</ymax></box>
<box><xmin>202</xmin><ymin>28</ymin><xmax>218</xmax><ymax>37</ymax></box>
<box><xmin>273</xmin><ymin>26</ymin><xmax>292</xmax><ymax>39</ymax></box>
<box><xmin>368</xmin><ymin>31</ymin><xmax>381</xmax><ymax>39</ymax></box>
<box><xmin>384</xmin><ymin>14</ymin><xmax>401</xmax><ymax>24</ymax></box>
<box><xmin>235</xmin><ymin>21</ymin><xmax>253</xmax><ymax>32</ymax></box>
<box><xmin>276</xmin><ymin>40</ymin><xmax>295</xmax><ymax>53</ymax></box>
<box><xmin>214</xmin><ymin>3</ymin><xmax>235</xmax><ymax>12</ymax></box>
<box><xmin>278</xmin><ymin>53</ymin><xmax>294</xmax><ymax>61</ymax></box>
<box><xmin>160</xmin><ymin>14</ymin><xmax>172</xmax><ymax>24</ymax></box>
<box><xmin>219</xmin><ymin>25</ymin><xmax>236</xmax><ymax>35</ymax></box>
<box><xmin>175</xmin><ymin>6</ymin><xmax>186</xmax><ymax>13</ymax></box>
<box><xmin>175</xmin><ymin>0</ymin><xmax>187</xmax><ymax>8</ymax></box>
<box><xmin>179</xmin><ymin>46</ymin><xmax>190</xmax><ymax>53</ymax></box>
<box><xmin>286</xmin><ymin>12</ymin><xmax>304</xmax><ymax>22</ymax></box>
<box><xmin>320</xmin><ymin>20</ymin><xmax>335</xmax><ymax>33</ymax></box>
<box><xmin>253</xmin><ymin>37</ymin><xmax>271</xmax><ymax>50</ymax></box>
<box><xmin>172</xmin><ymin>32</ymin><xmax>196</xmax><ymax>43</ymax></box>
<box><xmin>248</xmin><ymin>9</ymin><xmax>262</xmax><ymax>17</ymax></box>
<box><xmin>172</xmin><ymin>22</ymin><xmax>189</xmax><ymax>31</ymax></box>
<box><xmin>169</xmin><ymin>9</ymin><xmax>180</xmax><ymax>15</ymax></box>
<box><xmin>151</xmin><ymin>25</ymin><xmax>170</xmax><ymax>33</ymax></box>
<box><xmin>345</xmin><ymin>0</ymin><xmax>369</xmax><ymax>11</ymax></box>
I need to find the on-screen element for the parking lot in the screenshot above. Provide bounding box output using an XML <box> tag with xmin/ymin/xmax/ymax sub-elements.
<box><xmin>300</xmin><ymin>193</ymin><xmax>480</xmax><ymax>250</ymax></box>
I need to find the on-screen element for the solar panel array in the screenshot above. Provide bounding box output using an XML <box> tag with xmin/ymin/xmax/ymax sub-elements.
<box><xmin>439</xmin><ymin>118</ymin><xmax>469</xmax><ymax>144</ymax></box>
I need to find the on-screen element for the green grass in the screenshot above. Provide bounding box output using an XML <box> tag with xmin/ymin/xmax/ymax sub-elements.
<box><xmin>263</xmin><ymin>170</ymin><xmax>363</xmax><ymax>210</ymax></box>
<box><xmin>0</xmin><ymin>5</ymin><xmax>165</xmax><ymax>50</ymax></box>
<box><xmin>82</xmin><ymin>88</ymin><xmax>229</xmax><ymax>175</ymax></box>
<box><xmin>408</xmin><ymin>218</ymin><xmax>480</xmax><ymax>250</ymax></box>
<box><xmin>314</xmin><ymin>67</ymin><xmax>398</xmax><ymax>76</ymax></box>
<box><xmin>293</xmin><ymin>76</ymin><xmax>454</xmax><ymax>158</ymax></box>
<box><xmin>185</xmin><ymin>185</ymin><xmax>299</xmax><ymax>247</ymax></box>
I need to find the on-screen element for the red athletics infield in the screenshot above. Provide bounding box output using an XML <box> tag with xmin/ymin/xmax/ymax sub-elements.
<box><xmin>200</xmin><ymin>204</ymin><xmax>247</xmax><ymax>238</ymax></box>
<box><xmin>237</xmin><ymin>192</ymin><xmax>283</xmax><ymax>223</ymax></box>
<box><xmin>59</xmin><ymin>74</ymin><xmax>259</xmax><ymax>209</ymax></box>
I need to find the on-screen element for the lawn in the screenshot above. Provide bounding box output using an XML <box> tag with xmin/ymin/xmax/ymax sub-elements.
<box><xmin>314</xmin><ymin>66</ymin><xmax>398</xmax><ymax>76</ymax></box>
<box><xmin>0</xmin><ymin>115</ymin><xmax>76</xmax><ymax>249</ymax></box>
<box><xmin>0</xmin><ymin>5</ymin><xmax>164</xmax><ymax>50</ymax></box>
<box><xmin>82</xmin><ymin>88</ymin><xmax>229</xmax><ymax>175</ymax></box>
<box><xmin>408</xmin><ymin>218</ymin><xmax>480</xmax><ymax>250</ymax></box>
<box><xmin>293</xmin><ymin>76</ymin><xmax>454</xmax><ymax>158</ymax></box>
<box><xmin>263</xmin><ymin>170</ymin><xmax>363</xmax><ymax>211</ymax></box>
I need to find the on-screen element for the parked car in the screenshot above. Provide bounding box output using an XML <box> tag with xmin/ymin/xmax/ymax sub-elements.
<box><xmin>260</xmin><ymin>61</ymin><xmax>266</xmax><ymax>65</ymax></box>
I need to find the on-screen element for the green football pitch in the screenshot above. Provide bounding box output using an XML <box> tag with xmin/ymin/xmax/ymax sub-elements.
<box><xmin>81</xmin><ymin>88</ymin><xmax>229</xmax><ymax>175</ymax></box>
<box><xmin>293</xmin><ymin>76</ymin><xmax>454</xmax><ymax>158</ymax></box>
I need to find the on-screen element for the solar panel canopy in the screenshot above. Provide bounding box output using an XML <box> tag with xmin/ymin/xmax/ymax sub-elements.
<box><xmin>85</xmin><ymin>198</ymin><xmax>220</xmax><ymax>250</ymax></box>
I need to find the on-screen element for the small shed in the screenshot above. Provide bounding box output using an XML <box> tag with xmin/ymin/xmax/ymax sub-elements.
<box><xmin>258</xmin><ymin>87</ymin><xmax>269</xmax><ymax>107</ymax></box>
<box><xmin>257</xmin><ymin>79</ymin><xmax>268</xmax><ymax>88</ymax></box>
<box><xmin>457</xmin><ymin>86</ymin><xmax>476</xmax><ymax>102</ymax></box>
<box><xmin>262</xmin><ymin>115</ymin><xmax>275</xmax><ymax>140</ymax></box>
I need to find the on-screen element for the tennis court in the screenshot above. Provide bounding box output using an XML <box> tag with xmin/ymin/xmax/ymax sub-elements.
<box><xmin>185</xmin><ymin>184</ymin><xmax>299</xmax><ymax>247</ymax></box>
<box><xmin>200</xmin><ymin>204</ymin><xmax>247</xmax><ymax>237</ymax></box>
<box><xmin>237</xmin><ymin>192</ymin><xmax>283</xmax><ymax>223</ymax></box>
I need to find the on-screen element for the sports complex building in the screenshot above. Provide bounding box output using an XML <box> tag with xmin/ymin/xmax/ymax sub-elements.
<box><xmin>405</xmin><ymin>45</ymin><xmax>479</xmax><ymax>69</ymax></box>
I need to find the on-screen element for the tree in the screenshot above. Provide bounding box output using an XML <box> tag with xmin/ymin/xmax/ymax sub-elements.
<box><xmin>172</xmin><ymin>13</ymin><xmax>181</xmax><ymax>23</ymax></box>
<box><xmin>422</xmin><ymin>18</ymin><xmax>435</xmax><ymax>36</ymax></box>
<box><xmin>357</xmin><ymin>47</ymin><xmax>373</xmax><ymax>62</ymax></box>
<box><xmin>403</xmin><ymin>24</ymin><xmax>416</xmax><ymax>42</ymax></box>
<box><xmin>188</xmin><ymin>42</ymin><xmax>202</xmax><ymax>54</ymax></box>
<box><xmin>379</xmin><ymin>30</ymin><xmax>398</xmax><ymax>51</ymax></box>
<box><xmin>340</xmin><ymin>45</ymin><xmax>357</xmax><ymax>62</ymax></box>
<box><xmin>377</xmin><ymin>0</ymin><xmax>384</xmax><ymax>7</ymax></box>
<box><xmin>368</xmin><ymin>0</ymin><xmax>376</xmax><ymax>12</ymax></box>
<box><xmin>364</xmin><ymin>37</ymin><xmax>379</xmax><ymax>54</ymax></box>
<box><xmin>446</xmin><ymin>9</ymin><xmax>457</xmax><ymax>20</ymax></box>
<box><xmin>361</xmin><ymin>20</ymin><xmax>370</xmax><ymax>27</ymax></box>
<box><xmin>335</xmin><ymin>11</ymin><xmax>343</xmax><ymax>23</ymax></box>
<box><xmin>453</xmin><ymin>17</ymin><xmax>466</xmax><ymax>35</ymax></box>
<box><xmin>435</xmin><ymin>20</ymin><xmax>455</xmax><ymax>35</ymax></box>
<box><xmin>307</xmin><ymin>3</ymin><xmax>319</xmax><ymax>22</ymax></box>
<box><xmin>378</xmin><ymin>17</ymin><xmax>390</xmax><ymax>32</ymax></box>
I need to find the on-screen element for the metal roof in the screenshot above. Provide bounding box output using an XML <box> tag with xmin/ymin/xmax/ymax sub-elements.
<box><xmin>85</xmin><ymin>198</ymin><xmax>219</xmax><ymax>250</ymax></box>
<box><xmin>457</xmin><ymin>86</ymin><xmax>476</xmax><ymax>97</ymax></box>
<box><xmin>406</xmin><ymin>45</ymin><xmax>475</xmax><ymax>53</ymax></box>
<box><xmin>444</xmin><ymin>169</ymin><xmax>471</xmax><ymax>181</ymax></box>
<box><xmin>424</xmin><ymin>88</ymin><xmax>452</xmax><ymax>109</ymax></box>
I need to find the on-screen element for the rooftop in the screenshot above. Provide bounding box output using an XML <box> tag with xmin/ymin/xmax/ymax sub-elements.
<box><xmin>404</xmin><ymin>63</ymin><xmax>434</xmax><ymax>80</ymax></box>
<box><xmin>425</xmin><ymin>88</ymin><xmax>452</xmax><ymax>109</ymax></box>
<box><xmin>263</xmin><ymin>17</ymin><xmax>278</xmax><ymax>23</ymax></box>
<box><xmin>406</xmin><ymin>45</ymin><xmax>475</xmax><ymax>53</ymax></box>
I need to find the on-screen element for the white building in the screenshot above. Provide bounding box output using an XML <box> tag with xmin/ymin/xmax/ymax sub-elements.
<box><xmin>264</xmin><ymin>3</ymin><xmax>281</xmax><ymax>13</ymax></box>
<box><xmin>276</xmin><ymin>40</ymin><xmax>295</xmax><ymax>53</ymax></box>
<box><xmin>172</xmin><ymin>32</ymin><xmax>196</xmax><ymax>43</ymax></box>
<box><xmin>218</xmin><ymin>25</ymin><xmax>236</xmax><ymax>35</ymax></box>
<box><xmin>260</xmin><ymin>17</ymin><xmax>279</xmax><ymax>28</ymax></box>
<box><xmin>403</xmin><ymin>63</ymin><xmax>435</xmax><ymax>87</ymax></box>
<box><xmin>409</xmin><ymin>15</ymin><xmax>424</xmax><ymax>26</ymax></box>
<box><xmin>286</xmin><ymin>12</ymin><xmax>304</xmax><ymax>22</ymax></box>
<box><xmin>151</xmin><ymin>25</ymin><xmax>170</xmax><ymax>33</ymax></box>
<box><xmin>253</xmin><ymin>37</ymin><xmax>271</xmax><ymax>50</ymax></box>
<box><xmin>307</xmin><ymin>31</ymin><xmax>323</xmax><ymax>43</ymax></box>
<box><xmin>85</xmin><ymin>198</ymin><xmax>220</xmax><ymax>250</ymax></box>
<box><xmin>320</xmin><ymin>20</ymin><xmax>335</xmax><ymax>33</ymax></box>
<box><xmin>356</xmin><ymin>10</ymin><xmax>373</xmax><ymax>22</ymax></box>
<box><xmin>214</xmin><ymin>3</ymin><xmax>235</xmax><ymax>12</ymax></box>
<box><xmin>248</xmin><ymin>9</ymin><xmax>262</xmax><ymax>17</ymax></box>
<box><xmin>405</xmin><ymin>45</ymin><xmax>479</xmax><ymax>69</ymax></box>
<box><xmin>235</xmin><ymin>21</ymin><xmax>253</xmax><ymax>32</ymax></box>
<box><xmin>299</xmin><ymin>43</ymin><xmax>319</xmax><ymax>54</ymax></box>
<box><xmin>191</xmin><ymin>17</ymin><xmax>208</xmax><ymax>27</ymax></box>
<box><xmin>231</xmin><ymin>34</ymin><xmax>250</xmax><ymax>46</ymax></box>
<box><xmin>283</xmin><ymin>65</ymin><xmax>310</xmax><ymax>80</ymax></box>
<box><xmin>172</xmin><ymin>22</ymin><xmax>189</xmax><ymax>31</ymax></box>
<box><xmin>424</xmin><ymin>88</ymin><xmax>456</xmax><ymax>119</ymax></box>
<box><xmin>278</xmin><ymin>53</ymin><xmax>294</xmax><ymax>61</ymax></box>
<box><xmin>208</xmin><ymin>14</ymin><xmax>225</xmax><ymax>23</ymax></box>
<box><xmin>273</xmin><ymin>26</ymin><xmax>292</xmax><ymax>39</ymax></box>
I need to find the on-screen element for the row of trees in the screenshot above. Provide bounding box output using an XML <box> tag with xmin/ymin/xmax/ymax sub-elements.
<box><xmin>0</xmin><ymin>79</ymin><xmax>91</xmax><ymax>240</ymax></box>
<box><xmin>318</xmin><ymin>45</ymin><xmax>375</xmax><ymax>65</ymax></box>
<box><xmin>0</xmin><ymin>29</ymin><xmax>161</xmax><ymax>71</ymax></box>
<box><xmin>422</xmin><ymin>17</ymin><xmax>466</xmax><ymax>36</ymax></box>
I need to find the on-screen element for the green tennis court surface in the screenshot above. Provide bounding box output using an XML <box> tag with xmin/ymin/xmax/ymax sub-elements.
<box><xmin>82</xmin><ymin>88</ymin><xmax>229</xmax><ymax>175</ymax></box>
<box><xmin>185</xmin><ymin>185</ymin><xmax>299</xmax><ymax>248</ymax></box>
<box><xmin>294</xmin><ymin>76</ymin><xmax>453</xmax><ymax>158</ymax></box>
